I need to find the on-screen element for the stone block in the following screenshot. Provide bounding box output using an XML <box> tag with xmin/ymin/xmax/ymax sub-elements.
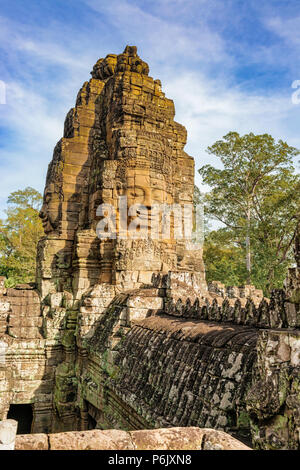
<box><xmin>0</xmin><ymin>420</ymin><xmax>18</xmax><ymax>450</ymax></box>
<box><xmin>15</xmin><ymin>433</ymin><xmax>49</xmax><ymax>450</ymax></box>
<box><xmin>0</xmin><ymin>301</ymin><xmax>10</xmax><ymax>314</ymax></box>
<box><xmin>49</xmin><ymin>429</ymin><xmax>133</xmax><ymax>450</ymax></box>
<box><xmin>127</xmin><ymin>295</ymin><xmax>163</xmax><ymax>309</ymax></box>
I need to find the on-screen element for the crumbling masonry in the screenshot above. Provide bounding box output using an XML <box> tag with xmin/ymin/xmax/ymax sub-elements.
<box><xmin>0</xmin><ymin>46</ymin><xmax>299</xmax><ymax>450</ymax></box>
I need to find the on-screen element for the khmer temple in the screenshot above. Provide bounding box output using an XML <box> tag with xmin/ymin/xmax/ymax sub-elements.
<box><xmin>0</xmin><ymin>46</ymin><xmax>299</xmax><ymax>450</ymax></box>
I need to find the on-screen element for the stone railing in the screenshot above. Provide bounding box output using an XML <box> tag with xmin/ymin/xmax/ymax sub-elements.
<box><xmin>149</xmin><ymin>272</ymin><xmax>299</xmax><ymax>329</ymax></box>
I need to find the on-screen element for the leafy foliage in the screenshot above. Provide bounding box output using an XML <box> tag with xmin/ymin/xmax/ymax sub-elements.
<box><xmin>0</xmin><ymin>187</ymin><xmax>44</xmax><ymax>286</ymax></box>
<box><xmin>199</xmin><ymin>132</ymin><xmax>300</xmax><ymax>295</ymax></box>
<box><xmin>203</xmin><ymin>229</ymin><xmax>248</xmax><ymax>286</ymax></box>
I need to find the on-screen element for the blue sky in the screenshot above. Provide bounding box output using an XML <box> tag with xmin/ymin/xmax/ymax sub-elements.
<box><xmin>0</xmin><ymin>0</ymin><xmax>300</xmax><ymax>217</ymax></box>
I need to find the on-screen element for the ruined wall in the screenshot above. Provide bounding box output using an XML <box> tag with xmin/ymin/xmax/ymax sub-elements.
<box><xmin>88</xmin><ymin>316</ymin><xmax>258</xmax><ymax>432</ymax></box>
<box><xmin>246</xmin><ymin>329</ymin><xmax>300</xmax><ymax>449</ymax></box>
<box><xmin>0</xmin><ymin>280</ymin><xmax>60</xmax><ymax>432</ymax></box>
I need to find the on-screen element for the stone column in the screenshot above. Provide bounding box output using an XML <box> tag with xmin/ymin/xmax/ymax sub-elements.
<box><xmin>0</xmin><ymin>419</ymin><xmax>18</xmax><ymax>450</ymax></box>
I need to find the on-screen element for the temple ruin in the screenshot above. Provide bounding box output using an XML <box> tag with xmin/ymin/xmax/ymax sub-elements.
<box><xmin>0</xmin><ymin>46</ymin><xmax>299</xmax><ymax>450</ymax></box>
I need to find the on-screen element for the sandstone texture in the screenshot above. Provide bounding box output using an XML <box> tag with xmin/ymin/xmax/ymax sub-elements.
<box><xmin>0</xmin><ymin>46</ymin><xmax>299</xmax><ymax>451</ymax></box>
<box><xmin>0</xmin><ymin>419</ymin><xmax>18</xmax><ymax>450</ymax></box>
<box><xmin>15</xmin><ymin>426</ymin><xmax>250</xmax><ymax>450</ymax></box>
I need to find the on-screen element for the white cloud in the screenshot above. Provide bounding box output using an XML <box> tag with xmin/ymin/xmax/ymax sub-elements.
<box><xmin>163</xmin><ymin>72</ymin><xmax>300</xmax><ymax>189</ymax></box>
<box><xmin>6</xmin><ymin>82</ymin><xmax>62</xmax><ymax>145</ymax></box>
<box><xmin>84</xmin><ymin>0</ymin><xmax>229</xmax><ymax>67</ymax></box>
<box><xmin>0</xmin><ymin>82</ymin><xmax>63</xmax><ymax>217</ymax></box>
<box><xmin>253</xmin><ymin>12</ymin><xmax>300</xmax><ymax>71</ymax></box>
<box><xmin>266</xmin><ymin>15</ymin><xmax>300</xmax><ymax>47</ymax></box>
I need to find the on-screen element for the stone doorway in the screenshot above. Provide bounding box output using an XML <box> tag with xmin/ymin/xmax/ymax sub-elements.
<box><xmin>87</xmin><ymin>413</ymin><xmax>97</xmax><ymax>430</ymax></box>
<box><xmin>7</xmin><ymin>404</ymin><xmax>33</xmax><ymax>434</ymax></box>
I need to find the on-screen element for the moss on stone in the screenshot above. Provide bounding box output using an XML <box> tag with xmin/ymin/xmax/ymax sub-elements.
<box><xmin>237</xmin><ymin>410</ymin><xmax>250</xmax><ymax>429</ymax></box>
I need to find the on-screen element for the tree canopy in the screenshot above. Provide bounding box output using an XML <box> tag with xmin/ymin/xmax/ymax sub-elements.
<box><xmin>0</xmin><ymin>187</ymin><xmax>44</xmax><ymax>286</ymax></box>
<box><xmin>199</xmin><ymin>132</ymin><xmax>300</xmax><ymax>295</ymax></box>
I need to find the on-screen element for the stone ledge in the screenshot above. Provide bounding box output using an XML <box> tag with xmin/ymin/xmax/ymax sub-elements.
<box><xmin>15</xmin><ymin>427</ymin><xmax>251</xmax><ymax>450</ymax></box>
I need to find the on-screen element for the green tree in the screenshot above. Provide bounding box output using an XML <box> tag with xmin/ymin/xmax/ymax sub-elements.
<box><xmin>199</xmin><ymin>132</ymin><xmax>300</xmax><ymax>295</ymax></box>
<box><xmin>0</xmin><ymin>187</ymin><xmax>44</xmax><ymax>286</ymax></box>
<box><xmin>203</xmin><ymin>229</ymin><xmax>247</xmax><ymax>286</ymax></box>
<box><xmin>193</xmin><ymin>185</ymin><xmax>209</xmax><ymax>233</ymax></box>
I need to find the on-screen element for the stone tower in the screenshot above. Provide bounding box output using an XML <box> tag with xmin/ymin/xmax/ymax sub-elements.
<box><xmin>37</xmin><ymin>45</ymin><xmax>206</xmax><ymax>301</ymax></box>
<box><xmin>33</xmin><ymin>45</ymin><xmax>206</xmax><ymax>430</ymax></box>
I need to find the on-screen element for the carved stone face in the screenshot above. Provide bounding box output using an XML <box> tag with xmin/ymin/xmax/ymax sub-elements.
<box><xmin>39</xmin><ymin>183</ymin><xmax>61</xmax><ymax>234</ymax></box>
<box><xmin>124</xmin><ymin>185</ymin><xmax>169</xmax><ymax>208</ymax></box>
<box><xmin>113</xmin><ymin>166</ymin><xmax>173</xmax><ymax>238</ymax></box>
<box><xmin>116</xmin><ymin>168</ymin><xmax>170</xmax><ymax>207</ymax></box>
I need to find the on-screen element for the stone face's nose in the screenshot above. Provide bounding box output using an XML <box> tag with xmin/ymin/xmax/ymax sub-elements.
<box><xmin>143</xmin><ymin>187</ymin><xmax>152</xmax><ymax>209</ymax></box>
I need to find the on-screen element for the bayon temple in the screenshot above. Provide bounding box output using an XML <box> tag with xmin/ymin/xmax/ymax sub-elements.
<box><xmin>0</xmin><ymin>46</ymin><xmax>299</xmax><ymax>450</ymax></box>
